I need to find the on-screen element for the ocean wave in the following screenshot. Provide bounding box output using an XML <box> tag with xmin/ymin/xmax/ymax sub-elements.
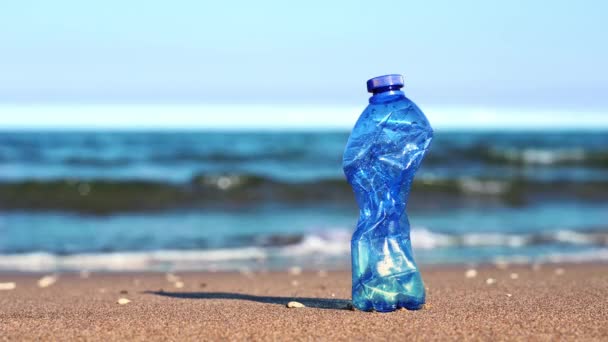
<box><xmin>1</xmin><ymin>228</ymin><xmax>607</xmax><ymax>272</ymax></box>
<box><xmin>1</xmin><ymin>173</ymin><xmax>608</xmax><ymax>213</ymax></box>
<box><xmin>478</xmin><ymin>147</ymin><xmax>608</xmax><ymax>167</ymax></box>
<box><xmin>0</xmin><ymin>248</ymin><xmax>268</xmax><ymax>272</ymax></box>
<box><xmin>14</xmin><ymin>147</ymin><xmax>608</xmax><ymax>168</ymax></box>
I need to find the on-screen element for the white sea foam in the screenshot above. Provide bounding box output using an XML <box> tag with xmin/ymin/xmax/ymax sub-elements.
<box><xmin>0</xmin><ymin>228</ymin><xmax>606</xmax><ymax>272</ymax></box>
<box><xmin>0</xmin><ymin>248</ymin><xmax>267</xmax><ymax>272</ymax></box>
<box><xmin>541</xmin><ymin>249</ymin><xmax>608</xmax><ymax>263</ymax></box>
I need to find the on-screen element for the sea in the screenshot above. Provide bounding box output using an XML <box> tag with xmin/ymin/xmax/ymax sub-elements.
<box><xmin>1</xmin><ymin>130</ymin><xmax>607</xmax><ymax>272</ymax></box>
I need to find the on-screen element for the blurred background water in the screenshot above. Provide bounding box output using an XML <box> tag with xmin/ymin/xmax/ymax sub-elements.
<box><xmin>1</xmin><ymin>1</ymin><xmax>607</xmax><ymax>271</ymax></box>
<box><xmin>1</xmin><ymin>129</ymin><xmax>607</xmax><ymax>271</ymax></box>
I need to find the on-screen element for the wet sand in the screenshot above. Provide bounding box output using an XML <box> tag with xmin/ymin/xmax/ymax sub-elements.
<box><xmin>1</xmin><ymin>264</ymin><xmax>607</xmax><ymax>341</ymax></box>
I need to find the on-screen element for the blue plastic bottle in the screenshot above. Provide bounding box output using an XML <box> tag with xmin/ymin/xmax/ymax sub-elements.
<box><xmin>343</xmin><ymin>74</ymin><xmax>433</xmax><ymax>312</ymax></box>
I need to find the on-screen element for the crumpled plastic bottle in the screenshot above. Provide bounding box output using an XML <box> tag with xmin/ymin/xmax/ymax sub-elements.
<box><xmin>343</xmin><ymin>74</ymin><xmax>433</xmax><ymax>312</ymax></box>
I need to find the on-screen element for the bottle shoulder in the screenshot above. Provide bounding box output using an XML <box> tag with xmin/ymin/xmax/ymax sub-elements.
<box><xmin>362</xmin><ymin>96</ymin><xmax>431</xmax><ymax>130</ymax></box>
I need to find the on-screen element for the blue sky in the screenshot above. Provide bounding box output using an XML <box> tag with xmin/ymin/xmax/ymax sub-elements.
<box><xmin>0</xmin><ymin>0</ymin><xmax>607</xmax><ymax>128</ymax></box>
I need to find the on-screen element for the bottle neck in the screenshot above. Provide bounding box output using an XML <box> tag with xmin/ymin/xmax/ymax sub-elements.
<box><xmin>369</xmin><ymin>88</ymin><xmax>405</xmax><ymax>104</ymax></box>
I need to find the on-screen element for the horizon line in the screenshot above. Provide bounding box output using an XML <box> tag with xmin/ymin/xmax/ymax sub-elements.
<box><xmin>0</xmin><ymin>103</ymin><xmax>606</xmax><ymax>130</ymax></box>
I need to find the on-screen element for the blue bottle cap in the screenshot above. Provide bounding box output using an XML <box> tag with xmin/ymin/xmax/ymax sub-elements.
<box><xmin>366</xmin><ymin>74</ymin><xmax>404</xmax><ymax>93</ymax></box>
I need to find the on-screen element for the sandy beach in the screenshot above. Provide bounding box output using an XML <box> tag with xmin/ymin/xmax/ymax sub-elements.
<box><xmin>1</xmin><ymin>264</ymin><xmax>607</xmax><ymax>341</ymax></box>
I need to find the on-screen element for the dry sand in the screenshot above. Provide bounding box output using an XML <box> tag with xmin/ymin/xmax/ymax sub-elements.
<box><xmin>1</xmin><ymin>264</ymin><xmax>607</xmax><ymax>341</ymax></box>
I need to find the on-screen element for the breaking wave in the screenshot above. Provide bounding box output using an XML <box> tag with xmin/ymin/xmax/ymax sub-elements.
<box><xmin>1</xmin><ymin>227</ymin><xmax>607</xmax><ymax>272</ymax></box>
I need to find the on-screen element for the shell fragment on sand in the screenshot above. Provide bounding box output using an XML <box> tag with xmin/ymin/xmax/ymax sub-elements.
<box><xmin>486</xmin><ymin>278</ymin><xmax>497</xmax><ymax>285</ymax></box>
<box><xmin>165</xmin><ymin>273</ymin><xmax>181</xmax><ymax>283</ymax></box>
<box><xmin>510</xmin><ymin>273</ymin><xmax>519</xmax><ymax>280</ymax></box>
<box><xmin>0</xmin><ymin>282</ymin><xmax>16</xmax><ymax>290</ymax></box>
<box><xmin>465</xmin><ymin>269</ymin><xmax>478</xmax><ymax>278</ymax></box>
<box><xmin>286</xmin><ymin>301</ymin><xmax>305</xmax><ymax>308</ymax></box>
<box><xmin>174</xmin><ymin>281</ymin><xmax>185</xmax><ymax>289</ymax></box>
<box><xmin>288</xmin><ymin>266</ymin><xmax>302</xmax><ymax>276</ymax></box>
<box><xmin>117</xmin><ymin>298</ymin><xmax>131</xmax><ymax>305</ymax></box>
<box><xmin>38</xmin><ymin>275</ymin><xmax>58</xmax><ymax>288</ymax></box>
<box><xmin>555</xmin><ymin>268</ymin><xmax>565</xmax><ymax>276</ymax></box>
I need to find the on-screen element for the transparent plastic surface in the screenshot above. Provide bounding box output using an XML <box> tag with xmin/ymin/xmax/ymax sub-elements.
<box><xmin>343</xmin><ymin>90</ymin><xmax>433</xmax><ymax>312</ymax></box>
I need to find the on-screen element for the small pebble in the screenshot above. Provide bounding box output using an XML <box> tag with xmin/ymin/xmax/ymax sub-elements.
<box><xmin>117</xmin><ymin>298</ymin><xmax>131</xmax><ymax>305</ymax></box>
<box><xmin>38</xmin><ymin>275</ymin><xmax>58</xmax><ymax>288</ymax></box>
<box><xmin>0</xmin><ymin>282</ymin><xmax>16</xmax><ymax>290</ymax></box>
<box><xmin>174</xmin><ymin>281</ymin><xmax>185</xmax><ymax>289</ymax></box>
<box><xmin>119</xmin><ymin>290</ymin><xmax>128</xmax><ymax>294</ymax></box>
<box><xmin>166</xmin><ymin>273</ymin><xmax>181</xmax><ymax>283</ymax></box>
<box><xmin>486</xmin><ymin>278</ymin><xmax>497</xmax><ymax>285</ymax></box>
<box><xmin>288</xmin><ymin>266</ymin><xmax>302</xmax><ymax>276</ymax></box>
<box><xmin>510</xmin><ymin>273</ymin><xmax>519</xmax><ymax>280</ymax></box>
<box><xmin>286</xmin><ymin>301</ymin><xmax>305</xmax><ymax>308</ymax></box>
<box><xmin>506</xmin><ymin>293</ymin><xmax>512</xmax><ymax>298</ymax></box>
<box><xmin>465</xmin><ymin>269</ymin><xmax>478</xmax><ymax>278</ymax></box>
<box><xmin>200</xmin><ymin>283</ymin><xmax>207</xmax><ymax>288</ymax></box>
<box><xmin>555</xmin><ymin>268</ymin><xmax>565</xmax><ymax>276</ymax></box>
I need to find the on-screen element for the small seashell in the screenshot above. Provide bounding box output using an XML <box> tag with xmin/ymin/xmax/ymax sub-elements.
<box><xmin>291</xmin><ymin>280</ymin><xmax>299</xmax><ymax>287</ymax></box>
<box><xmin>166</xmin><ymin>273</ymin><xmax>181</xmax><ymax>283</ymax></box>
<box><xmin>506</xmin><ymin>293</ymin><xmax>512</xmax><ymax>297</ymax></box>
<box><xmin>510</xmin><ymin>273</ymin><xmax>519</xmax><ymax>280</ymax></box>
<box><xmin>0</xmin><ymin>282</ymin><xmax>16</xmax><ymax>290</ymax></box>
<box><xmin>554</xmin><ymin>268</ymin><xmax>565</xmax><ymax>276</ymax></box>
<box><xmin>38</xmin><ymin>275</ymin><xmax>58</xmax><ymax>288</ymax></box>
<box><xmin>117</xmin><ymin>298</ymin><xmax>131</xmax><ymax>305</ymax></box>
<box><xmin>286</xmin><ymin>301</ymin><xmax>305</xmax><ymax>308</ymax></box>
<box><xmin>486</xmin><ymin>278</ymin><xmax>497</xmax><ymax>285</ymax></box>
<box><xmin>174</xmin><ymin>281</ymin><xmax>185</xmax><ymax>289</ymax></box>
<box><xmin>465</xmin><ymin>269</ymin><xmax>478</xmax><ymax>278</ymax></box>
<box><xmin>288</xmin><ymin>266</ymin><xmax>302</xmax><ymax>276</ymax></box>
